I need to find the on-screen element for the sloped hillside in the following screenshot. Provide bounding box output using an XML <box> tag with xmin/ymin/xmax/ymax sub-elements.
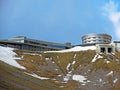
<box><xmin>1</xmin><ymin>46</ymin><xmax>120</xmax><ymax>90</ymax></box>
<box><xmin>0</xmin><ymin>61</ymin><xmax>64</xmax><ymax>90</ymax></box>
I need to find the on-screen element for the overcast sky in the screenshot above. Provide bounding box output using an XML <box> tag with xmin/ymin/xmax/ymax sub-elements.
<box><xmin>0</xmin><ymin>0</ymin><xmax>120</xmax><ymax>45</ymax></box>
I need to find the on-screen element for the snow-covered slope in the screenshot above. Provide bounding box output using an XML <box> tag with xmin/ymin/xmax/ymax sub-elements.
<box><xmin>0</xmin><ymin>45</ymin><xmax>96</xmax><ymax>69</ymax></box>
<box><xmin>0</xmin><ymin>46</ymin><xmax>25</xmax><ymax>69</ymax></box>
<box><xmin>46</xmin><ymin>46</ymin><xmax>96</xmax><ymax>53</ymax></box>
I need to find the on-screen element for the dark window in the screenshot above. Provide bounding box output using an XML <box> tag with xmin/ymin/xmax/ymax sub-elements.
<box><xmin>108</xmin><ymin>48</ymin><xmax>112</xmax><ymax>53</ymax></box>
<box><xmin>101</xmin><ymin>47</ymin><xmax>105</xmax><ymax>53</ymax></box>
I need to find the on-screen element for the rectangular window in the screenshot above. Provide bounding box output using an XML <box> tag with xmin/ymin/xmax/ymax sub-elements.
<box><xmin>108</xmin><ymin>48</ymin><xmax>112</xmax><ymax>53</ymax></box>
<box><xmin>101</xmin><ymin>47</ymin><xmax>105</xmax><ymax>53</ymax></box>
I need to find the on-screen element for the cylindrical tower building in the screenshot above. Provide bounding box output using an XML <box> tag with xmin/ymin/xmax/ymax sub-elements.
<box><xmin>82</xmin><ymin>34</ymin><xmax>112</xmax><ymax>45</ymax></box>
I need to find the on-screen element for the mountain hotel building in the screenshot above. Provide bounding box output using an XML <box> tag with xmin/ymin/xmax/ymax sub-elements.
<box><xmin>0</xmin><ymin>36</ymin><xmax>72</xmax><ymax>51</ymax></box>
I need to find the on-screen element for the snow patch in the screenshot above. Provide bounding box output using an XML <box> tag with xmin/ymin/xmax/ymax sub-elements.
<box><xmin>63</xmin><ymin>74</ymin><xmax>72</xmax><ymax>82</ymax></box>
<box><xmin>66</xmin><ymin>53</ymin><xmax>77</xmax><ymax>73</ymax></box>
<box><xmin>104</xmin><ymin>59</ymin><xmax>111</xmax><ymax>64</ymax></box>
<box><xmin>74</xmin><ymin>54</ymin><xmax>76</xmax><ymax>58</ymax></box>
<box><xmin>68</xmin><ymin>71</ymin><xmax>72</xmax><ymax>74</ymax></box>
<box><xmin>106</xmin><ymin>71</ymin><xmax>113</xmax><ymax>76</ymax></box>
<box><xmin>45</xmin><ymin>46</ymin><xmax>96</xmax><ymax>53</ymax></box>
<box><xmin>99</xmin><ymin>78</ymin><xmax>103</xmax><ymax>82</ymax></box>
<box><xmin>0</xmin><ymin>46</ymin><xmax>25</xmax><ymax>69</ymax></box>
<box><xmin>58</xmin><ymin>74</ymin><xmax>62</xmax><ymax>77</ymax></box>
<box><xmin>106</xmin><ymin>61</ymin><xmax>110</xmax><ymax>64</ymax></box>
<box><xmin>72</xmin><ymin>75</ymin><xmax>87</xmax><ymax>83</ymax></box>
<box><xmin>25</xmin><ymin>72</ymin><xmax>49</xmax><ymax>80</ymax></box>
<box><xmin>45</xmin><ymin>58</ymin><xmax>50</xmax><ymax>61</ymax></box>
<box><xmin>66</xmin><ymin>63</ymin><xmax>71</xmax><ymax>71</ymax></box>
<box><xmin>72</xmin><ymin>60</ymin><xmax>76</xmax><ymax>65</ymax></box>
<box><xmin>23</xmin><ymin>53</ymin><xmax>40</xmax><ymax>56</ymax></box>
<box><xmin>63</xmin><ymin>74</ymin><xmax>90</xmax><ymax>84</ymax></box>
<box><xmin>92</xmin><ymin>54</ymin><xmax>103</xmax><ymax>63</ymax></box>
<box><xmin>113</xmin><ymin>78</ymin><xmax>118</xmax><ymax>83</ymax></box>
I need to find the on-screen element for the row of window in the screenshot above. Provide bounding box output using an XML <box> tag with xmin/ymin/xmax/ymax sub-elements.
<box><xmin>83</xmin><ymin>40</ymin><xmax>110</xmax><ymax>44</ymax></box>
<box><xmin>100</xmin><ymin>47</ymin><xmax>113</xmax><ymax>53</ymax></box>
<box><xmin>25</xmin><ymin>40</ymin><xmax>67</xmax><ymax>49</ymax></box>
<box><xmin>83</xmin><ymin>37</ymin><xmax>111</xmax><ymax>41</ymax></box>
<box><xmin>24</xmin><ymin>45</ymin><xmax>59</xmax><ymax>51</ymax></box>
<box><xmin>25</xmin><ymin>40</ymin><xmax>47</xmax><ymax>46</ymax></box>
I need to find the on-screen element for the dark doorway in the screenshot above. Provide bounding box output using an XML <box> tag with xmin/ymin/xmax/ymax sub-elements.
<box><xmin>108</xmin><ymin>48</ymin><xmax>112</xmax><ymax>53</ymax></box>
<box><xmin>101</xmin><ymin>47</ymin><xmax>105</xmax><ymax>53</ymax></box>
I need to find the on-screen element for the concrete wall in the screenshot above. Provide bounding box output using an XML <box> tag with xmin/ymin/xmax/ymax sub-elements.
<box><xmin>96</xmin><ymin>44</ymin><xmax>115</xmax><ymax>54</ymax></box>
<box><xmin>113</xmin><ymin>41</ymin><xmax>120</xmax><ymax>52</ymax></box>
<box><xmin>82</xmin><ymin>34</ymin><xmax>112</xmax><ymax>45</ymax></box>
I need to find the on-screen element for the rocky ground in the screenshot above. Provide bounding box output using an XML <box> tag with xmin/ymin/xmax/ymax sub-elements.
<box><xmin>1</xmin><ymin>46</ymin><xmax>120</xmax><ymax>90</ymax></box>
